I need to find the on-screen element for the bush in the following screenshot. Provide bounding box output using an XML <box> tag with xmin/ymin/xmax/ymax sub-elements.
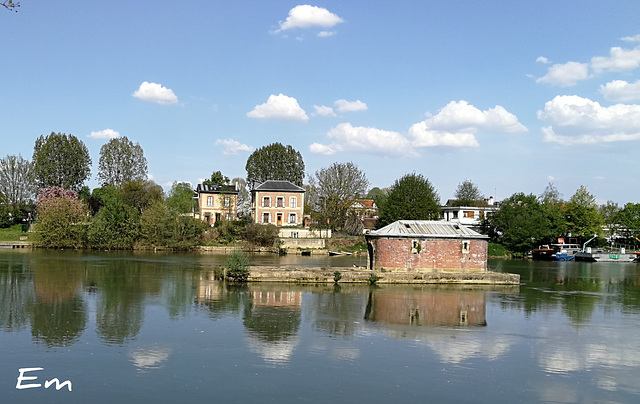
<box><xmin>225</xmin><ymin>251</ymin><xmax>250</xmax><ymax>282</ymax></box>
<box><xmin>243</xmin><ymin>223</ymin><xmax>279</xmax><ymax>247</ymax></box>
<box><xmin>333</xmin><ymin>271</ymin><xmax>342</xmax><ymax>283</ymax></box>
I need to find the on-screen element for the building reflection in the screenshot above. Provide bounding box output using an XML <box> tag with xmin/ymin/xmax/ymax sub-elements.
<box><xmin>364</xmin><ymin>287</ymin><xmax>487</xmax><ymax>327</ymax></box>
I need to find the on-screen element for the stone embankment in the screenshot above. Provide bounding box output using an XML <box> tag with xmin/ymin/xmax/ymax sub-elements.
<box><xmin>248</xmin><ymin>266</ymin><xmax>520</xmax><ymax>285</ymax></box>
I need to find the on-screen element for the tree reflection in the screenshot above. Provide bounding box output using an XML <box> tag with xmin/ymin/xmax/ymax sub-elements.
<box><xmin>0</xmin><ymin>256</ymin><xmax>34</xmax><ymax>332</ymax></box>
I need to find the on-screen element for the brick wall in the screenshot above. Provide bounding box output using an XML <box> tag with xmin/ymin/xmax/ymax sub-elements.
<box><xmin>369</xmin><ymin>237</ymin><xmax>487</xmax><ymax>272</ymax></box>
<box><xmin>253</xmin><ymin>191</ymin><xmax>305</xmax><ymax>225</ymax></box>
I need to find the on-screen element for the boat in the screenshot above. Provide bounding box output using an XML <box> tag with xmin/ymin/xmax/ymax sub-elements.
<box><xmin>573</xmin><ymin>235</ymin><xmax>638</xmax><ymax>262</ymax></box>
<box><xmin>532</xmin><ymin>240</ymin><xmax>580</xmax><ymax>261</ymax></box>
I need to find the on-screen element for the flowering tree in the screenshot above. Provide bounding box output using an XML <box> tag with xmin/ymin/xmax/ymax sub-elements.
<box><xmin>36</xmin><ymin>187</ymin><xmax>86</xmax><ymax>248</ymax></box>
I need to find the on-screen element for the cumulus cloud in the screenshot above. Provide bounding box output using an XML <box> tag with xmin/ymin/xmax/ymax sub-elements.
<box><xmin>334</xmin><ymin>99</ymin><xmax>368</xmax><ymax>113</ymax></box>
<box><xmin>591</xmin><ymin>46</ymin><xmax>640</xmax><ymax>73</ymax></box>
<box><xmin>537</xmin><ymin>95</ymin><xmax>640</xmax><ymax>145</ymax></box>
<box><xmin>215</xmin><ymin>139</ymin><xmax>254</xmax><ymax>155</ymax></box>
<box><xmin>309</xmin><ymin>123</ymin><xmax>416</xmax><ymax>157</ymax></box>
<box><xmin>88</xmin><ymin>129</ymin><xmax>120</xmax><ymax>139</ymax></box>
<box><xmin>408</xmin><ymin>101</ymin><xmax>526</xmax><ymax>147</ymax></box>
<box><xmin>622</xmin><ymin>34</ymin><xmax>640</xmax><ymax>42</ymax></box>
<box><xmin>132</xmin><ymin>81</ymin><xmax>178</xmax><ymax>105</ymax></box>
<box><xmin>599</xmin><ymin>80</ymin><xmax>640</xmax><ymax>102</ymax></box>
<box><xmin>312</xmin><ymin>105</ymin><xmax>336</xmax><ymax>117</ymax></box>
<box><xmin>274</xmin><ymin>5</ymin><xmax>343</xmax><ymax>33</ymax></box>
<box><xmin>246</xmin><ymin>94</ymin><xmax>309</xmax><ymax>122</ymax></box>
<box><xmin>536</xmin><ymin>56</ymin><xmax>550</xmax><ymax>64</ymax></box>
<box><xmin>536</xmin><ymin>61</ymin><xmax>590</xmax><ymax>87</ymax></box>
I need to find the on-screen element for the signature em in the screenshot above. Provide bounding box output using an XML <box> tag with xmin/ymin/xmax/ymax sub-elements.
<box><xmin>16</xmin><ymin>368</ymin><xmax>72</xmax><ymax>392</ymax></box>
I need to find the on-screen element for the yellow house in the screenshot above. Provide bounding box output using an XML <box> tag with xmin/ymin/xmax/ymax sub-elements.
<box><xmin>195</xmin><ymin>184</ymin><xmax>239</xmax><ymax>225</ymax></box>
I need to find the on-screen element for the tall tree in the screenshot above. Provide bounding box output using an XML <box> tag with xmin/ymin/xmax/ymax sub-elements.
<box><xmin>487</xmin><ymin>193</ymin><xmax>552</xmax><ymax>253</ymax></box>
<box><xmin>377</xmin><ymin>173</ymin><xmax>440</xmax><ymax>227</ymax></box>
<box><xmin>565</xmin><ymin>185</ymin><xmax>603</xmax><ymax>239</ymax></box>
<box><xmin>32</xmin><ymin>132</ymin><xmax>91</xmax><ymax>191</ymax></box>
<box><xmin>309</xmin><ymin>162</ymin><xmax>369</xmax><ymax>231</ymax></box>
<box><xmin>245</xmin><ymin>142</ymin><xmax>304</xmax><ymax>188</ymax></box>
<box><xmin>97</xmin><ymin>136</ymin><xmax>148</xmax><ymax>187</ymax></box>
<box><xmin>0</xmin><ymin>154</ymin><xmax>36</xmax><ymax>209</ymax></box>
<box><xmin>539</xmin><ymin>182</ymin><xmax>567</xmax><ymax>239</ymax></box>
<box><xmin>452</xmin><ymin>179</ymin><xmax>484</xmax><ymax>206</ymax></box>
<box><xmin>203</xmin><ymin>170</ymin><xmax>230</xmax><ymax>186</ymax></box>
<box><xmin>166</xmin><ymin>182</ymin><xmax>196</xmax><ymax>214</ymax></box>
<box><xmin>616</xmin><ymin>203</ymin><xmax>640</xmax><ymax>241</ymax></box>
<box><xmin>35</xmin><ymin>187</ymin><xmax>87</xmax><ymax>248</ymax></box>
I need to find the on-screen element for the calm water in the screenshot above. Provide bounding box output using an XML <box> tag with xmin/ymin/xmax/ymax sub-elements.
<box><xmin>1</xmin><ymin>250</ymin><xmax>640</xmax><ymax>404</ymax></box>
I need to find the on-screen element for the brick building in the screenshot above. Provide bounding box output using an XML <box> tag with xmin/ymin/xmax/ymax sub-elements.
<box><xmin>251</xmin><ymin>180</ymin><xmax>305</xmax><ymax>226</ymax></box>
<box><xmin>365</xmin><ymin>220</ymin><xmax>488</xmax><ymax>272</ymax></box>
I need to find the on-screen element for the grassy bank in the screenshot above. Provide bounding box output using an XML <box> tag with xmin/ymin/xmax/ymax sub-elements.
<box><xmin>488</xmin><ymin>242</ymin><xmax>511</xmax><ymax>258</ymax></box>
<box><xmin>0</xmin><ymin>225</ymin><xmax>28</xmax><ymax>242</ymax></box>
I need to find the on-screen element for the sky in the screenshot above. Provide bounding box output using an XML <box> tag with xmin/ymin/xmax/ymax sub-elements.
<box><xmin>2</xmin><ymin>1</ymin><xmax>640</xmax><ymax>205</ymax></box>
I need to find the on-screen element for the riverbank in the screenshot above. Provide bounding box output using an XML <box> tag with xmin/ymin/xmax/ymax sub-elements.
<box><xmin>247</xmin><ymin>266</ymin><xmax>520</xmax><ymax>285</ymax></box>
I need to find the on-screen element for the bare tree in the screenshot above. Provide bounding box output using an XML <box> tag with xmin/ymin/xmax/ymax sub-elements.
<box><xmin>0</xmin><ymin>154</ymin><xmax>36</xmax><ymax>208</ymax></box>
<box><xmin>452</xmin><ymin>179</ymin><xmax>484</xmax><ymax>206</ymax></box>
<box><xmin>1</xmin><ymin>1</ymin><xmax>20</xmax><ymax>12</ymax></box>
<box><xmin>309</xmin><ymin>162</ymin><xmax>369</xmax><ymax>230</ymax></box>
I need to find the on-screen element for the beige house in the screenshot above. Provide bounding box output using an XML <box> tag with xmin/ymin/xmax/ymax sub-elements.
<box><xmin>195</xmin><ymin>184</ymin><xmax>238</xmax><ymax>225</ymax></box>
<box><xmin>251</xmin><ymin>180</ymin><xmax>305</xmax><ymax>226</ymax></box>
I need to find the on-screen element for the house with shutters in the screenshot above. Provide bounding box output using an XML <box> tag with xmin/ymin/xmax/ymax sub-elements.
<box><xmin>251</xmin><ymin>180</ymin><xmax>305</xmax><ymax>226</ymax></box>
<box><xmin>195</xmin><ymin>183</ymin><xmax>239</xmax><ymax>225</ymax></box>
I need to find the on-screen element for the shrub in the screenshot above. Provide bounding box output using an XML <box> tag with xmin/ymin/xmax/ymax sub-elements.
<box><xmin>35</xmin><ymin>187</ymin><xmax>87</xmax><ymax>248</ymax></box>
<box><xmin>243</xmin><ymin>223</ymin><xmax>279</xmax><ymax>247</ymax></box>
<box><xmin>225</xmin><ymin>251</ymin><xmax>250</xmax><ymax>282</ymax></box>
<box><xmin>333</xmin><ymin>271</ymin><xmax>342</xmax><ymax>283</ymax></box>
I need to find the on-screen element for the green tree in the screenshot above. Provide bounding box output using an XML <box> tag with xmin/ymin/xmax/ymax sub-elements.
<box><xmin>97</xmin><ymin>136</ymin><xmax>148</xmax><ymax>187</ymax></box>
<box><xmin>487</xmin><ymin>193</ymin><xmax>552</xmax><ymax>253</ymax></box>
<box><xmin>203</xmin><ymin>170</ymin><xmax>230</xmax><ymax>186</ymax></box>
<box><xmin>452</xmin><ymin>179</ymin><xmax>484</xmax><ymax>206</ymax></box>
<box><xmin>616</xmin><ymin>203</ymin><xmax>640</xmax><ymax>241</ymax></box>
<box><xmin>120</xmin><ymin>179</ymin><xmax>164</xmax><ymax>215</ymax></box>
<box><xmin>32</xmin><ymin>132</ymin><xmax>91</xmax><ymax>191</ymax></box>
<box><xmin>166</xmin><ymin>182</ymin><xmax>196</xmax><ymax>214</ymax></box>
<box><xmin>245</xmin><ymin>142</ymin><xmax>305</xmax><ymax>187</ymax></box>
<box><xmin>599</xmin><ymin>201</ymin><xmax>620</xmax><ymax>240</ymax></box>
<box><xmin>87</xmin><ymin>186</ymin><xmax>140</xmax><ymax>249</ymax></box>
<box><xmin>539</xmin><ymin>182</ymin><xmax>568</xmax><ymax>240</ymax></box>
<box><xmin>35</xmin><ymin>187</ymin><xmax>87</xmax><ymax>248</ymax></box>
<box><xmin>309</xmin><ymin>162</ymin><xmax>369</xmax><ymax>231</ymax></box>
<box><xmin>377</xmin><ymin>173</ymin><xmax>440</xmax><ymax>227</ymax></box>
<box><xmin>565</xmin><ymin>186</ymin><xmax>603</xmax><ymax>239</ymax></box>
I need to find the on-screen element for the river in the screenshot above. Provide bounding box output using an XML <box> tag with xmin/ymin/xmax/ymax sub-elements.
<box><xmin>1</xmin><ymin>249</ymin><xmax>639</xmax><ymax>403</ymax></box>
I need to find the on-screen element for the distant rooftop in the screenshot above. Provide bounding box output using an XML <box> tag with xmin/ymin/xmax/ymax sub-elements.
<box><xmin>196</xmin><ymin>184</ymin><xmax>238</xmax><ymax>194</ymax></box>
<box><xmin>253</xmin><ymin>180</ymin><xmax>305</xmax><ymax>192</ymax></box>
<box><xmin>369</xmin><ymin>220</ymin><xmax>487</xmax><ymax>239</ymax></box>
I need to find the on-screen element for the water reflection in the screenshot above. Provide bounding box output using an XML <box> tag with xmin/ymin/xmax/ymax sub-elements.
<box><xmin>2</xmin><ymin>251</ymin><xmax>640</xmax><ymax>403</ymax></box>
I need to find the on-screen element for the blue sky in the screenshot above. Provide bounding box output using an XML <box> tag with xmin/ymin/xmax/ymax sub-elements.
<box><xmin>2</xmin><ymin>1</ymin><xmax>640</xmax><ymax>205</ymax></box>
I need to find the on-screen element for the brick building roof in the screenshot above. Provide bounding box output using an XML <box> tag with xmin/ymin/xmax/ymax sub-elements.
<box><xmin>369</xmin><ymin>220</ymin><xmax>487</xmax><ymax>239</ymax></box>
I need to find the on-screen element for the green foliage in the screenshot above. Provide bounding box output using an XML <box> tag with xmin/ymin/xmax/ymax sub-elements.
<box><xmin>203</xmin><ymin>170</ymin><xmax>230</xmax><ymax>186</ymax></box>
<box><xmin>333</xmin><ymin>271</ymin><xmax>342</xmax><ymax>283</ymax></box>
<box><xmin>377</xmin><ymin>173</ymin><xmax>440</xmax><ymax>227</ymax></box>
<box><xmin>166</xmin><ymin>182</ymin><xmax>196</xmax><ymax>214</ymax></box>
<box><xmin>452</xmin><ymin>179</ymin><xmax>484</xmax><ymax>207</ymax></box>
<box><xmin>138</xmin><ymin>199</ymin><xmax>207</xmax><ymax>249</ymax></box>
<box><xmin>488</xmin><ymin>242</ymin><xmax>511</xmax><ymax>257</ymax></box>
<box><xmin>225</xmin><ymin>251</ymin><xmax>250</xmax><ymax>282</ymax></box>
<box><xmin>35</xmin><ymin>187</ymin><xmax>87</xmax><ymax>248</ymax></box>
<box><xmin>565</xmin><ymin>186</ymin><xmax>603</xmax><ymax>239</ymax></box>
<box><xmin>486</xmin><ymin>193</ymin><xmax>552</xmax><ymax>253</ymax></box>
<box><xmin>87</xmin><ymin>187</ymin><xmax>140</xmax><ymax>249</ymax></box>
<box><xmin>368</xmin><ymin>273</ymin><xmax>381</xmax><ymax>285</ymax></box>
<box><xmin>32</xmin><ymin>132</ymin><xmax>91</xmax><ymax>191</ymax></box>
<box><xmin>243</xmin><ymin>223</ymin><xmax>280</xmax><ymax>247</ymax></box>
<box><xmin>0</xmin><ymin>205</ymin><xmax>11</xmax><ymax>228</ymax></box>
<box><xmin>616</xmin><ymin>203</ymin><xmax>640</xmax><ymax>240</ymax></box>
<box><xmin>97</xmin><ymin>136</ymin><xmax>148</xmax><ymax>187</ymax></box>
<box><xmin>121</xmin><ymin>179</ymin><xmax>164</xmax><ymax>215</ymax></box>
<box><xmin>245</xmin><ymin>142</ymin><xmax>305</xmax><ymax>187</ymax></box>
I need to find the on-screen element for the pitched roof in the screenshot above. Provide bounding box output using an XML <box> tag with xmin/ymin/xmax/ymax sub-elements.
<box><xmin>349</xmin><ymin>199</ymin><xmax>377</xmax><ymax>209</ymax></box>
<box><xmin>253</xmin><ymin>180</ymin><xmax>305</xmax><ymax>193</ymax></box>
<box><xmin>196</xmin><ymin>184</ymin><xmax>238</xmax><ymax>194</ymax></box>
<box><xmin>368</xmin><ymin>220</ymin><xmax>487</xmax><ymax>239</ymax></box>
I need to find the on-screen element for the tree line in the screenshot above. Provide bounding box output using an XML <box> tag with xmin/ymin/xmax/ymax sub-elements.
<box><xmin>2</xmin><ymin>133</ymin><xmax>639</xmax><ymax>252</ymax></box>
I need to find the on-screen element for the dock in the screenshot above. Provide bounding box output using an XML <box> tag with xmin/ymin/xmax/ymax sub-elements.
<box><xmin>0</xmin><ymin>241</ymin><xmax>33</xmax><ymax>249</ymax></box>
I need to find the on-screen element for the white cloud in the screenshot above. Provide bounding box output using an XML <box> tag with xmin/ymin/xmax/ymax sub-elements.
<box><xmin>538</xmin><ymin>95</ymin><xmax>640</xmax><ymax>145</ymax></box>
<box><xmin>215</xmin><ymin>139</ymin><xmax>254</xmax><ymax>155</ymax></box>
<box><xmin>309</xmin><ymin>123</ymin><xmax>416</xmax><ymax>157</ymax></box>
<box><xmin>599</xmin><ymin>80</ymin><xmax>640</xmax><ymax>102</ymax></box>
<box><xmin>622</xmin><ymin>34</ymin><xmax>640</xmax><ymax>42</ymax></box>
<box><xmin>132</xmin><ymin>81</ymin><xmax>178</xmax><ymax>105</ymax></box>
<box><xmin>408</xmin><ymin>101</ymin><xmax>526</xmax><ymax>147</ymax></box>
<box><xmin>537</xmin><ymin>61</ymin><xmax>590</xmax><ymax>87</ymax></box>
<box><xmin>334</xmin><ymin>99</ymin><xmax>368</xmax><ymax>113</ymax></box>
<box><xmin>274</xmin><ymin>5</ymin><xmax>343</xmax><ymax>33</ymax></box>
<box><xmin>246</xmin><ymin>94</ymin><xmax>309</xmax><ymax>122</ymax></box>
<box><xmin>536</xmin><ymin>56</ymin><xmax>550</xmax><ymax>64</ymax></box>
<box><xmin>88</xmin><ymin>129</ymin><xmax>120</xmax><ymax>139</ymax></box>
<box><xmin>312</xmin><ymin>105</ymin><xmax>336</xmax><ymax>117</ymax></box>
<box><xmin>591</xmin><ymin>46</ymin><xmax>640</xmax><ymax>73</ymax></box>
<box><xmin>317</xmin><ymin>31</ymin><xmax>336</xmax><ymax>38</ymax></box>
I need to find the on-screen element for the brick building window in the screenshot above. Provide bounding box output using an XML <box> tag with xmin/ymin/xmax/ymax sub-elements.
<box><xmin>276</xmin><ymin>197</ymin><xmax>285</xmax><ymax>208</ymax></box>
<box><xmin>262</xmin><ymin>197</ymin><xmax>271</xmax><ymax>207</ymax></box>
<box><xmin>290</xmin><ymin>197</ymin><xmax>297</xmax><ymax>208</ymax></box>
